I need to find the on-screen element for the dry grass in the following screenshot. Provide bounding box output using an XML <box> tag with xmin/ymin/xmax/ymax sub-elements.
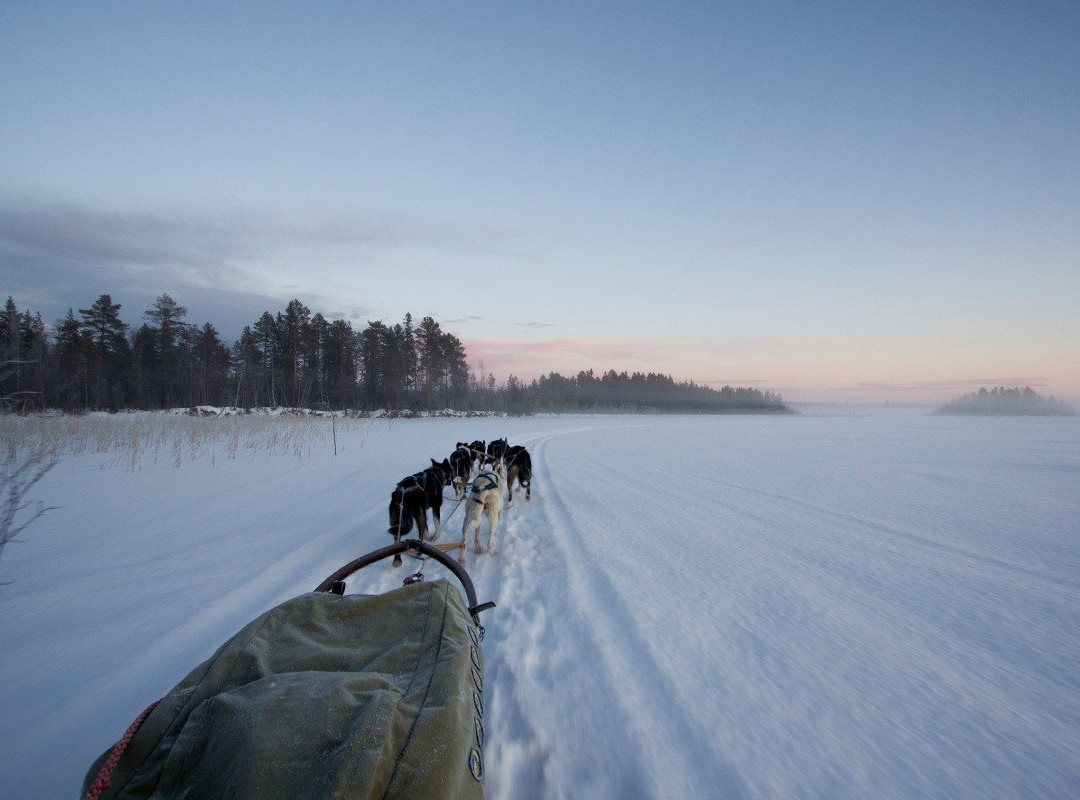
<box><xmin>0</xmin><ymin>411</ymin><xmax>367</xmax><ymax>470</ymax></box>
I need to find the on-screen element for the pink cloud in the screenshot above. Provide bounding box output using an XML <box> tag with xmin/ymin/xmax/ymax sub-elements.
<box><xmin>460</xmin><ymin>336</ymin><xmax>1080</xmax><ymax>404</ymax></box>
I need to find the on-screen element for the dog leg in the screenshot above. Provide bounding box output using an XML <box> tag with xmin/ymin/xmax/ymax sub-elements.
<box><xmin>465</xmin><ymin>504</ymin><xmax>483</xmax><ymax>554</ymax></box>
<box><xmin>431</xmin><ymin>505</ymin><xmax>442</xmax><ymax>542</ymax></box>
<box><xmin>388</xmin><ymin>498</ymin><xmax>399</xmax><ymax>537</ymax></box>
<box><xmin>461</xmin><ymin>508</ymin><xmax>474</xmax><ymax>555</ymax></box>
<box><xmin>486</xmin><ymin>507</ymin><xmax>498</xmax><ymax>555</ymax></box>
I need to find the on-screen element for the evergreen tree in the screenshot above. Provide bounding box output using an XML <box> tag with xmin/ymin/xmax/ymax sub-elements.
<box><xmin>232</xmin><ymin>326</ymin><xmax>262</xmax><ymax>409</ymax></box>
<box><xmin>144</xmin><ymin>294</ymin><xmax>189</xmax><ymax>408</ymax></box>
<box><xmin>360</xmin><ymin>320</ymin><xmax>388</xmax><ymax>408</ymax></box>
<box><xmin>1</xmin><ymin>297</ymin><xmax>24</xmax><ymax>406</ymax></box>
<box><xmin>130</xmin><ymin>324</ymin><xmax>156</xmax><ymax>409</ymax></box>
<box><xmin>253</xmin><ymin>312</ymin><xmax>278</xmax><ymax>407</ymax></box>
<box><xmin>18</xmin><ymin>311</ymin><xmax>49</xmax><ymax>411</ymax></box>
<box><xmin>306</xmin><ymin>312</ymin><xmax>328</xmax><ymax>407</ymax></box>
<box><xmin>444</xmin><ymin>333</ymin><xmax>469</xmax><ymax>407</ymax></box>
<box><xmin>383</xmin><ymin>324</ymin><xmax>411</xmax><ymax>409</ymax></box>
<box><xmin>53</xmin><ymin>309</ymin><xmax>89</xmax><ymax>411</ymax></box>
<box><xmin>0</xmin><ymin>297</ymin><xmax>18</xmax><ymax>358</ymax></box>
<box><xmin>323</xmin><ymin>319</ymin><xmax>360</xmax><ymax>408</ymax></box>
<box><xmin>277</xmin><ymin>299</ymin><xmax>311</xmax><ymax>407</ymax></box>
<box><xmin>402</xmin><ymin>312</ymin><xmax>418</xmax><ymax>398</ymax></box>
<box><xmin>78</xmin><ymin>294</ymin><xmax>130</xmax><ymax>409</ymax></box>
<box><xmin>416</xmin><ymin>316</ymin><xmax>444</xmax><ymax>407</ymax></box>
<box><xmin>192</xmin><ymin>323</ymin><xmax>231</xmax><ymax>406</ymax></box>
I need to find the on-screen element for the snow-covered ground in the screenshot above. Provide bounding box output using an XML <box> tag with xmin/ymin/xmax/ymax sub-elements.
<box><xmin>2</xmin><ymin>411</ymin><xmax>1078</xmax><ymax>799</ymax></box>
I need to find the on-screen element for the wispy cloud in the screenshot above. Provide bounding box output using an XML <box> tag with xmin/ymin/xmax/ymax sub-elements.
<box><xmin>0</xmin><ymin>197</ymin><xmax>523</xmax><ymax>276</ymax></box>
<box><xmin>0</xmin><ymin>201</ymin><xmax>287</xmax><ymax>333</ymax></box>
<box><xmin>445</xmin><ymin>315</ymin><xmax>484</xmax><ymax>324</ymax></box>
<box><xmin>0</xmin><ymin>197</ymin><xmax>532</xmax><ymax>336</ymax></box>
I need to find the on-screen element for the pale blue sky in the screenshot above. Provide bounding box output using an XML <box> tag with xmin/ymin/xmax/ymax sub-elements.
<box><xmin>3</xmin><ymin>1</ymin><xmax>1078</xmax><ymax>402</ymax></box>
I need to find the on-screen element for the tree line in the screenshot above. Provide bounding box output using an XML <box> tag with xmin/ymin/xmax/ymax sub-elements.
<box><xmin>1</xmin><ymin>295</ymin><xmax>469</xmax><ymax>412</ymax></box>
<box><xmin>1</xmin><ymin>294</ymin><xmax>789</xmax><ymax>415</ymax></box>
<box><xmin>497</xmin><ymin>369</ymin><xmax>788</xmax><ymax>413</ymax></box>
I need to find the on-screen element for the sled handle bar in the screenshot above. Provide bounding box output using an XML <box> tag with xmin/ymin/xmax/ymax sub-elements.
<box><xmin>314</xmin><ymin>539</ymin><xmax>495</xmax><ymax>623</ymax></box>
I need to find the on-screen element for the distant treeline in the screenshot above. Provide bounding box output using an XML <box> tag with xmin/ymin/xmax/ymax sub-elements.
<box><xmin>935</xmin><ymin>386</ymin><xmax>1076</xmax><ymax>416</ymax></box>
<box><xmin>1</xmin><ymin>294</ymin><xmax>789</xmax><ymax>415</ymax></box>
<box><xmin>503</xmin><ymin>369</ymin><xmax>788</xmax><ymax>414</ymax></box>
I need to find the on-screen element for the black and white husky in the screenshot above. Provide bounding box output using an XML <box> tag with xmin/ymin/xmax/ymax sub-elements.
<box><xmin>504</xmin><ymin>444</ymin><xmax>532</xmax><ymax>506</ymax></box>
<box><xmin>461</xmin><ymin>465</ymin><xmax>504</xmax><ymax>555</ymax></box>
<box><xmin>388</xmin><ymin>458</ymin><xmax>453</xmax><ymax>542</ymax></box>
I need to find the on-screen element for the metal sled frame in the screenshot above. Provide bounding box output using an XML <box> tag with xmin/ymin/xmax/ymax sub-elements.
<box><xmin>316</xmin><ymin>538</ymin><xmax>496</xmax><ymax>626</ymax></box>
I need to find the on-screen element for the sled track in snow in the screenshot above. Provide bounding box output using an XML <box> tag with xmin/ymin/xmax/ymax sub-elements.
<box><xmin>480</xmin><ymin>426</ymin><xmax>748</xmax><ymax>800</ymax></box>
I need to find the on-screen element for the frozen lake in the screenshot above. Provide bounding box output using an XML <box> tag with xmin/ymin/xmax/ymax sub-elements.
<box><xmin>2</xmin><ymin>410</ymin><xmax>1078</xmax><ymax>798</ymax></box>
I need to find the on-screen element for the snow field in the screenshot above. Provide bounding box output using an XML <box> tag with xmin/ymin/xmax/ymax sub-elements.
<box><xmin>1</xmin><ymin>412</ymin><xmax>1078</xmax><ymax>799</ymax></box>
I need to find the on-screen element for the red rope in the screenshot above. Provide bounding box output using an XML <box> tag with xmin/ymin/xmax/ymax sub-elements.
<box><xmin>83</xmin><ymin>699</ymin><xmax>161</xmax><ymax>800</ymax></box>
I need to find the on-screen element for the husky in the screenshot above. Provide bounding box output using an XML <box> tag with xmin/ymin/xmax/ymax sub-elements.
<box><xmin>486</xmin><ymin>437</ymin><xmax>508</xmax><ymax>467</ymax></box>
<box><xmin>388</xmin><ymin>458</ymin><xmax>453</xmax><ymax>542</ymax></box>
<box><xmin>448</xmin><ymin>443</ymin><xmax>474</xmax><ymax>498</ymax></box>
<box><xmin>504</xmin><ymin>444</ymin><xmax>532</xmax><ymax>506</ymax></box>
<box><xmin>466</xmin><ymin>440</ymin><xmax>487</xmax><ymax>473</ymax></box>
<box><xmin>461</xmin><ymin>465</ymin><xmax>504</xmax><ymax>555</ymax></box>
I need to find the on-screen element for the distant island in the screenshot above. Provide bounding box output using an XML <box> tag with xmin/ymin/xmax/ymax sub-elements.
<box><xmin>934</xmin><ymin>386</ymin><xmax>1076</xmax><ymax>416</ymax></box>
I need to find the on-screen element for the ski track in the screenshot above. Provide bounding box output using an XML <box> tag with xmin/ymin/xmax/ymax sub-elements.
<box><xmin>538</xmin><ymin>438</ymin><xmax>748</xmax><ymax>798</ymax></box>
<box><xmin>471</xmin><ymin>427</ymin><xmax>747</xmax><ymax>799</ymax></box>
<box><xmin>487</xmin><ymin>431</ymin><xmax>658</xmax><ymax>800</ymax></box>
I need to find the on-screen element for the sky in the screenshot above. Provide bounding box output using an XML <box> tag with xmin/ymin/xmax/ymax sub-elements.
<box><xmin>2</xmin><ymin>1</ymin><xmax>1078</xmax><ymax>404</ymax></box>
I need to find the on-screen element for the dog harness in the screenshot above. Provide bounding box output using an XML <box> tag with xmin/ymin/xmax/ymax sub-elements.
<box><xmin>470</xmin><ymin>472</ymin><xmax>499</xmax><ymax>503</ymax></box>
<box><xmin>396</xmin><ymin>474</ymin><xmax>425</xmax><ymax>494</ymax></box>
<box><xmin>398</xmin><ymin>466</ymin><xmax>446</xmax><ymax>494</ymax></box>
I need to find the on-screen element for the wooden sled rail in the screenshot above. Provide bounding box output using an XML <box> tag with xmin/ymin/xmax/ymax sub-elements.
<box><xmin>411</xmin><ymin>541</ymin><xmax>467</xmax><ymax>557</ymax></box>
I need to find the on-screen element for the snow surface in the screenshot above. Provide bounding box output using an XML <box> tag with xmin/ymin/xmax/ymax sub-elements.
<box><xmin>2</xmin><ymin>411</ymin><xmax>1079</xmax><ymax>799</ymax></box>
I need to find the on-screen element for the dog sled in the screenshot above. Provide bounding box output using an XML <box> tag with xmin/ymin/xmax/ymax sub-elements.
<box><xmin>82</xmin><ymin>540</ymin><xmax>495</xmax><ymax>800</ymax></box>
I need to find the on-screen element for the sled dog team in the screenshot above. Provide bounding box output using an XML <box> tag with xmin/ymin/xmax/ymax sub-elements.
<box><xmin>388</xmin><ymin>438</ymin><xmax>532</xmax><ymax>556</ymax></box>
